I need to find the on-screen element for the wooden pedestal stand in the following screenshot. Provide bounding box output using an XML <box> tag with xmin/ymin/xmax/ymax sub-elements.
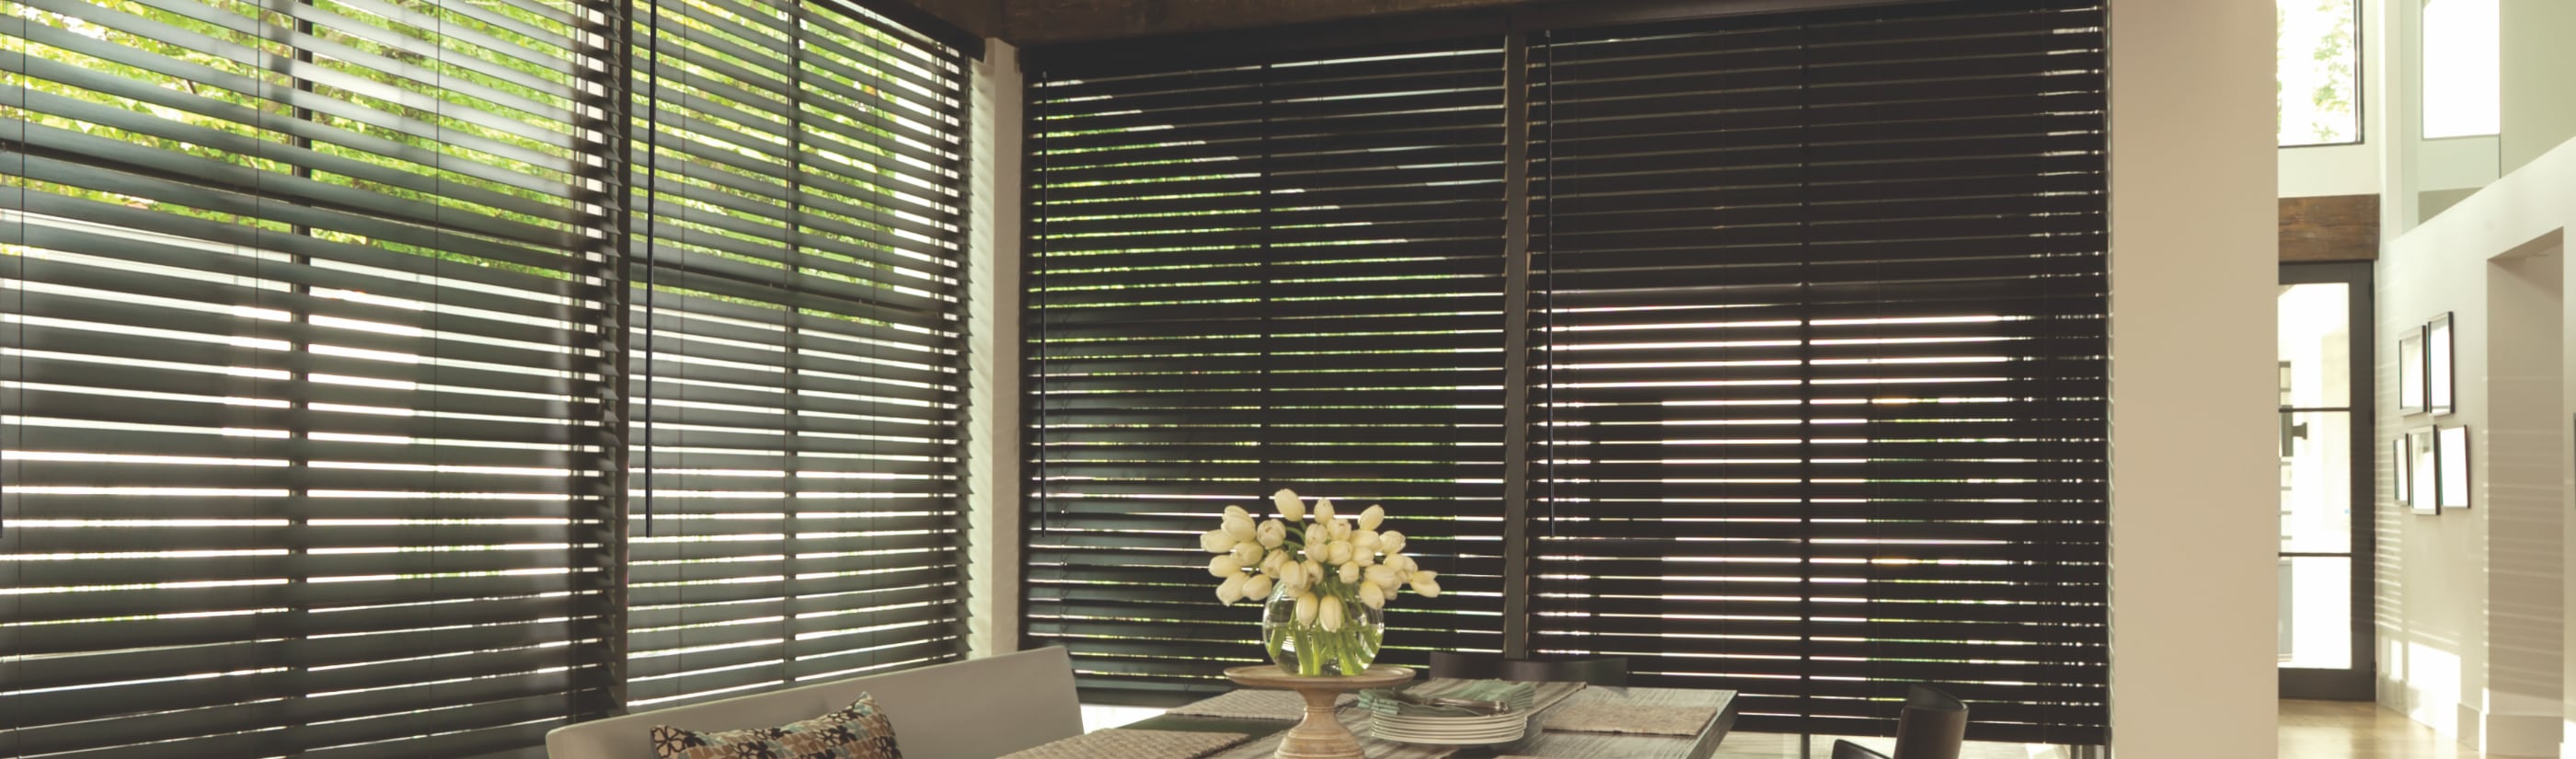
<box><xmin>1223</xmin><ymin>664</ymin><xmax>1414</xmax><ymax>759</ymax></box>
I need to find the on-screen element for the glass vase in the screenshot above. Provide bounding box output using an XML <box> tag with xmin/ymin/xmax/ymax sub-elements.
<box><xmin>1259</xmin><ymin>581</ymin><xmax>1386</xmax><ymax>676</ymax></box>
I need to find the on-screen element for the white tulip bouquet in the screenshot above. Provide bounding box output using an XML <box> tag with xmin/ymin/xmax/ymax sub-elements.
<box><xmin>1200</xmin><ymin>488</ymin><xmax>1442</xmax><ymax>676</ymax></box>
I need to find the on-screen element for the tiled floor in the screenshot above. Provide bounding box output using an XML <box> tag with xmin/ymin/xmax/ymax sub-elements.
<box><xmin>2281</xmin><ymin>699</ymin><xmax>2495</xmax><ymax>758</ymax></box>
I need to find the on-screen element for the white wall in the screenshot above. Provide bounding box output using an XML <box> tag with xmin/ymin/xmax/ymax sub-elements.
<box><xmin>2374</xmin><ymin>194</ymin><xmax>2491</xmax><ymax>742</ymax></box>
<box><xmin>2421</xmin><ymin>136</ymin><xmax>2504</xmax><ymax>193</ymax></box>
<box><xmin>2487</xmin><ymin>249</ymin><xmax>2562</xmax><ymax>754</ymax></box>
<box><xmin>2105</xmin><ymin>0</ymin><xmax>2281</xmax><ymax>757</ymax></box>
<box><xmin>2377</xmin><ymin>135</ymin><xmax>2576</xmax><ymax>757</ymax></box>
<box><xmin>2501</xmin><ymin>0</ymin><xmax>2576</xmax><ymax>176</ymax></box>
<box><xmin>965</xmin><ymin>40</ymin><xmax>1025</xmax><ymax>659</ymax></box>
<box><xmin>2283</xmin><ymin>143</ymin><xmax>2385</xmax><ymax>198</ymax></box>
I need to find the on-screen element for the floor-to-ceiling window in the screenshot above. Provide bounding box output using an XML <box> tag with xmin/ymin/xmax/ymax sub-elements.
<box><xmin>0</xmin><ymin>0</ymin><xmax>977</xmax><ymax>753</ymax></box>
<box><xmin>1021</xmin><ymin>0</ymin><xmax>2114</xmax><ymax>745</ymax></box>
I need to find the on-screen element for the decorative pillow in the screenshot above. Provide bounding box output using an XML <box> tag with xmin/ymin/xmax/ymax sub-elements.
<box><xmin>650</xmin><ymin>694</ymin><xmax>903</xmax><ymax>759</ymax></box>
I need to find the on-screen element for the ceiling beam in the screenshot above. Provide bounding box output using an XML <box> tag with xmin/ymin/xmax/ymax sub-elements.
<box><xmin>1003</xmin><ymin>0</ymin><xmax>1535</xmax><ymax>45</ymax></box>
<box><xmin>877</xmin><ymin>0</ymin><xmax>1010</xmax><ymax>42</ymax></box>
<box><xmin>2280</xmin><ymin>194</ymin><xmax>2382</xmax><ymax>261</ymax></box>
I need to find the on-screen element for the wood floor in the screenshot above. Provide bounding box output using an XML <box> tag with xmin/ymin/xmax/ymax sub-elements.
<box><xmin>2280</xmin><ymin>700</ymin><xmax>2499</xmax><ymax>759</ymax></box>
<box><xmin>1708</xmin><ymin>732</ymin><xmax>2052</xmax><ymax>758</ymax></box>
<box><xmin>1711</xmin><ymin>701</ymin><xmax>2499</xmax><ymax>758</ymax></box>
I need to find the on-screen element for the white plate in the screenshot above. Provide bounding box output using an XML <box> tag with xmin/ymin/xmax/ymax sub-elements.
<box><xmin>1370</xmin><ymin>725</ymin><xmax>1526</xmax><ymax>745</ymax></box>
<box><xmin>1380</xmin><ymin>720</ymin><xmax>1514</xmax><ymax>730</ymax></box>
<box><xmin>1374</xmin><ymin>723</ymin><xmax>1521</xmax><ymax>734</ymax></box>
<box><xmin>1370</xmin><ymin>719</ymin><xmax>1525</xmax><ymax>740</ymax></box>
<box><xmin>1374</xmin><ymin>733</ymin><xmax>1524</xmax><ymax>744</ymax></box>
<box><xmin>1374</xmin><ymin>732</ymin><xmax>1524</xmax><ymax>742</ymax></box>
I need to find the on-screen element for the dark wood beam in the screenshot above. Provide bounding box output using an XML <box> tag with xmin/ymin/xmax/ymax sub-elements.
<box><xmin>874</xmin><ymin>0</ymin><xmax>1008</xmax><ymax>43</ymax></box>
<box><xmin>2279</xmin><ymin>194</ymin><xmax>2380</xmax><ymax>261</ymax></box>
<box><xmin>1004</xmin><ymin>0</ymin><xmax>1535</xmax><ymax>45</ymax></box>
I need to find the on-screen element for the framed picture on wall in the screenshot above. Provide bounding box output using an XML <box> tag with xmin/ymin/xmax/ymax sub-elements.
<box><xmin>2427</xmin><ymin>313</ymin><xmax>2455</xmax><ymax>416</ymax></box>
<box><xmin>2407</xmin><ymin>427</ymin><xmax>2440</xmax><ymax>515</ymax></box>
<box><xmin>2398</xmin><ymin>327</ymin><xmax>2426</xmax><ymax>415</ymax></box>
<box><xmin>2437</xmin><ymin>425</ymin><xmax>2469</xmax><ymax>509</ymax></box>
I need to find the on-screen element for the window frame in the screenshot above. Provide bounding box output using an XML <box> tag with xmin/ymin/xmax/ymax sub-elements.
<box><xmin>2279</xmin><ymin>0</ymin><xmax>2368</xmax><ymax>148</ymax></box>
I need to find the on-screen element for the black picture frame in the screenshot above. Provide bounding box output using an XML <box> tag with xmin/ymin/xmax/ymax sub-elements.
<box><xmin>2437</xmin><ymin>425</ymin><xmax>2469</xmax><ymax>509</ymax></box>
<box><xmin>2391</xmin><ymin>436</ymin><xmax>2410</xmax><ymax>507</ymax></box>
<box><xmin>2407</xmin><ymin>427</ymin><xmax>2440</xmax><ymax>515</ymax></box>
<box><xmin>2427</xmin><ymin>313</ymin><xmax>2455</xmax><ymax>416</ymax></box>
<box><xmin>2398</xmin><ymin>327</ymin><xmax>2426</xmax><ymax>415</ymax></box>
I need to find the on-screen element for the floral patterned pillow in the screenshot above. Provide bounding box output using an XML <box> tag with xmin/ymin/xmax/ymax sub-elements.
<box><xmin>650</xmin><ymin>694</ymin><xmax>903</xmax><ymax>759</ymax></box>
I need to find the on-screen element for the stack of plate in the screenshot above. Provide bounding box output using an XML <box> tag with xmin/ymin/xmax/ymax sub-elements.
<box><xmin>1366</xmin><ymin>709</ymin><xmax>1527</xmax><ymax>745</ymax></box>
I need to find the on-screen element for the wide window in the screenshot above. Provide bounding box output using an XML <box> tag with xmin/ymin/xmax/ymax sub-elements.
<box><xmin>1019</xmin><ymin>0</ymin><xmax>2110</xmax><ymax>743</ymax></box>
<box><xmin>0</xmin><ymin>0</ymin><xmax>973</xmax><ymax>754</ymax></box>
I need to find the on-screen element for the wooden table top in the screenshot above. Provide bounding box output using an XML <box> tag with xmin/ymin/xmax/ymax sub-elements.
<box><xmin>1123</xmin><ymin>680</ymin><xmax>1740</xmax><ymax>759</ymax></box>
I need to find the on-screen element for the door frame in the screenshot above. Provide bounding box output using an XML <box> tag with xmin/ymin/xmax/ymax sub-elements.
<box><xmin>2278</xmin><ymin>260</ymin><xmax>2378</xmax><ymax>700</ymax></box>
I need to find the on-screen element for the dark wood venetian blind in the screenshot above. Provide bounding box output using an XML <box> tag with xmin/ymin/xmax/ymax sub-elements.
<box><xmin>1523</xmin><ymin>0</ymin><xmax>2110</xmax><ymax>743</ymax></box>
<box><xmin>624</xmin><ymin>0</ymin><xmax>975</xmax><ymax>707</ymax></box>
<box><xmin>0</xmin><ymin>0</ymin><xmax>623</xmax><ymax>753</ymax></box>
<box><xmin>1021</xmin><ymin>40</ymin><xmax>1513</xmax><ymax>706</ymax></box>
<box><xmin>0</xmin><ymin>0</ymin><xmax>975</xmax><ymax>753</ymax></box>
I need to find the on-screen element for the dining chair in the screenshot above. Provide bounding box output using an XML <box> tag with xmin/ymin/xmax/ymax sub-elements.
<box><xmin>1425</xmin><ymin>653</ymin><xmax>1629</xmax><ymax>686</ymax></box>
<box><xmin>1428</xmin><ymin>651</ymin><xmax>1501</xmax><ymax>680</ymax></box>
<box><xmin>1497</xmin><ymin>656</ymin><xmax>1628</xmax><ymax>686</ymax></box>
<box><xmin>1891</xmin><ymin>684</ymin><xmax>1969</xmax><ymax>759</ymax></box>
<box><xmin>1832</xmin><ymin>739</ymin><xmax>1893</xmax><ymax>759</ymax></box>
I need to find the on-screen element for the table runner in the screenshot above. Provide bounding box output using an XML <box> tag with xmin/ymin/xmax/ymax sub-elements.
<box><xmin>1556</xmin><ymin>686</ymin><xmax>1731</xmax><ymax>708</ymax></box>
<box><xmin>998</xmin><ymin>728</ymin><xmax>1252</xmax><ymax>759</ymax></box>
<box><xmin>1538</xmin><ymin>704</ymin><xmax>1719</xmax><ymax>736</ymax></box>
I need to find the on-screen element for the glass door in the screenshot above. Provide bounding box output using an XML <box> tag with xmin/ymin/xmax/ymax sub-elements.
<box><xmin>2278</xmin><ymin>262</ymin><xmax>2375</xmax><ymax>699</ymax></box>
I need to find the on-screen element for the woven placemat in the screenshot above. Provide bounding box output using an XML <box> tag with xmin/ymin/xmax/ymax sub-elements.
<box><xmin>1167</xmin><ymin>689</ymin><xmax>1356</xmax><ymax>720</ymax></box>
<box><xmin>1540</xmin><ymin>703</ymin><xmax>1719</xmax><ymax>736</ymax></box>
<box><xmin>1000</xmin><ymin>728</ymin><xmax>1252</xmax><ymax>759</ymax></box>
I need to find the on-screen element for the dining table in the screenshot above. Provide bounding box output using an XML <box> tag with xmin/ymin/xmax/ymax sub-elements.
<box><xmin>1007</xmin><ymin>676</ymin><xmax>1739</xmax><ymax>759</ymax></box>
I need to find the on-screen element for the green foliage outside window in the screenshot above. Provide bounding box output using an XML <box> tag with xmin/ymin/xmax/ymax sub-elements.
<box><xmin>2280</xmin><ymin>0</ymin><xmax>2361</xmax><ymax>145</ymax></box>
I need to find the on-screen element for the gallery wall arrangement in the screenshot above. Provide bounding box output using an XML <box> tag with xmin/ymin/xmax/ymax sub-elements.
<box><xmin>2392</xmin><ymin>311</ymin><xmax>2463</xmax><ymax>515</ymax></box>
